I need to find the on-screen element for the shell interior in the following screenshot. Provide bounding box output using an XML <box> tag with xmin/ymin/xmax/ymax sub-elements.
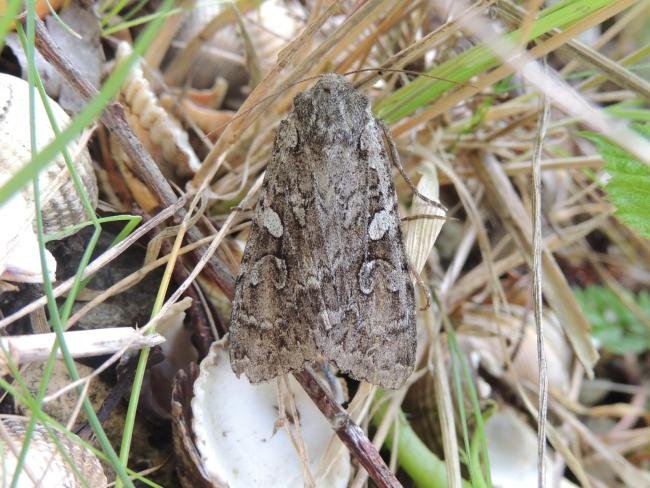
<box><xmin>192</xmin><ymin>339</ymin><xmax>351</xmax><ymax>487</ymax></box>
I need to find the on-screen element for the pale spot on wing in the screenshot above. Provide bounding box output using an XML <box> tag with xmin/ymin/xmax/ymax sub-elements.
<box><xmin>260</xmin><ymin>207</ymin><xmax>283</xmax><ymax>237</ymax></box>
<box><xmin>368</xmin><ymin>209</ymin><xmax>392</xmax><ymax>240</ymax></box>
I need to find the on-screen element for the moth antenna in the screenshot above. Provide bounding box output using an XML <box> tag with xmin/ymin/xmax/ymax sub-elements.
<box><xmin>379</xmin><ymin>121</ymin><xmax>447</xmax><ymax>212</ymax></box>
<box><xmin>344</xmin><ymin>67</ymin><xmax>476</xmax><ymax>89</ymax></box>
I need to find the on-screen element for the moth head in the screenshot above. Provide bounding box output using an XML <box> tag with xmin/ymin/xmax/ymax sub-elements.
<box><xmin>293</xmin><ymin>74</ymin><xmax>370</xmax><ymax>143</ymax></box>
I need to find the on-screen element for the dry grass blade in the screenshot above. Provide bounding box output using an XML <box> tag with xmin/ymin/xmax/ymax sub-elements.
<box><xmin>531</xmin><ymin>72</ymin><xmax>550</xmax><ymax>488</ymax></box>
<box><xmin>470</xmin><ymin>153</ymin><xmax>599</xmax><ymax>374</ymax></box>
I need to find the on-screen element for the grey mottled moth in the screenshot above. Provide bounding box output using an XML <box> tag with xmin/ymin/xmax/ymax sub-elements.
<box><xmin>228</xmin><ymin>74</ymin><xmax>416</xmax><ymax>389</ymax></box>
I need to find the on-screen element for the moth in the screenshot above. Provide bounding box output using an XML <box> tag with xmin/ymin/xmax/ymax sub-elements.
<box><xmin>229</xmin><ymin>74</ymin><xmax>416</xmax><ymax>389</ymax></box>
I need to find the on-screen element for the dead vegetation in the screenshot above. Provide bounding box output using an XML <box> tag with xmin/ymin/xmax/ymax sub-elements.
<box><xmin>0</xmin><ymin>0</ymin><xmax>648</xmax><ymax>487</ymax></box>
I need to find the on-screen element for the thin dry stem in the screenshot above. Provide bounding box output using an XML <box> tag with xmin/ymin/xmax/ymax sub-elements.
<box><xmin>531</xmin><ymin>64</ymin><xmax>550</xmax><ymax>488</ymax></box>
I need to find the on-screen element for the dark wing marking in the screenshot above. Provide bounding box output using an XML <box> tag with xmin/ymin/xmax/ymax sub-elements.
<box><xmin>229</xmin><ymin>117</ymin><xmax>323</xmax><ymax>382</ymax></box>
<box><xmin>311</xmin><ymin>114</ymin><xmax>416</xmax><ymax>389</ymax></box>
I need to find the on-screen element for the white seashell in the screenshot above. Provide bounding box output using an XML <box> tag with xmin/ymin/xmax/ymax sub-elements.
<box><xmin>191</xmin><ymin>339</ymin><xmax>351</xmax><ymax>488</ymax></box>
<box><xmin>0</xmin><ymin>73</ymin><xmax>97</xmax><ymax>283</ymax></box>
<box><xmin>484</xmin><ymin>408</ymin><xmax>560</xmax><ymax>488</ymax></box>
<box><xmin>0</xmin><ymin>192</ymin><xmax>57</xmax><ymax>282</ymax></box>
<box><xmin>459</xmin><ymin>306</ymin><xmax>572</xmax><ymax>394</ymax></box>
<box><xmin>0</xmin><ymin>418</ymin><xmax>107</xmax><ymax>487</ymax></box>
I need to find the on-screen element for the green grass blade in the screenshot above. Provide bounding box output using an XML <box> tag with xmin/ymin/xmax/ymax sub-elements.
<box><xmin>0</xmin><ymin>0</ymin><xmax>175</xmax><ymax>207</ymax></box>
<box><xmin>0</xmin><ymin>0</ymin><xmax>22</xmax><ymax>51</ymax></box>
<box><xmin>448</xmin><ymin>330</ymin><xmax>492</xmax><ymax>488</ymax></box>
<box><xmin>376</xmin><ymin>0</ymin><xmax>614</xmax><ymax>123</ymax></box>
<box><xmin>372</xmin><ymin>390</ymin><xmax>470</xmax><ymax>488</ymax></box>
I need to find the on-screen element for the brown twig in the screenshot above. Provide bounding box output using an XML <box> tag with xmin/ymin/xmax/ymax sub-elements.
<box><xmin>294</xmin><ymin>368</ymin><xmax>403</xmax><ymax>488</ymax></box>
<box><xmin>31</xmin><ymin>16</ymin><xmax>401</xmax><ymax>488</ymax></box>
<box><xmin>31</xmin><ymin>16</ymin><xmax>235</xmax><ymax>297</ymax></box>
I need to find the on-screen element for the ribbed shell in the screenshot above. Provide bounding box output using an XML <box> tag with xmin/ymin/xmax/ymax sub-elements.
<box><xmin>0</xmin><ymin>418</ymin><xmax>107</xmax><ymax>487</ymax></box>
<box><xmin>0</xmin><ymin>73</ymin><xmax>97</xmax><ymax>233</ymax></box>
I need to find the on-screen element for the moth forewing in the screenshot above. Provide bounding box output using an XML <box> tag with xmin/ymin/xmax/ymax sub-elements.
<box><xmin>229</xmin><ymin>74</ymin><xmax>416</xmax><ymax>389</ymax></box>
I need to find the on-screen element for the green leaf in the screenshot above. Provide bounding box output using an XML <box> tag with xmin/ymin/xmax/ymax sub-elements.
<box><xmin>574</xmin><ymin>286</ymin><xmax>650</xmax><ymax>354</ymax></box>
<box><xmin>581</xmin><ymin>124</ymin><xmax>650</xmax><ymax>237</ymax></box>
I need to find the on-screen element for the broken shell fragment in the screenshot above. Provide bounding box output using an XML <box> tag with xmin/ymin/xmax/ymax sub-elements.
<box><xmin>485</xmin><ymin>408</ymin><xmax>561</xmax><ymax>487</ymax></box>
<box><xmin>0</xmin><ymin>73</ymin><xmax>98</xmax><ymax>282</ymax></box>
<box><xmin>0</xmin><ymin>418</ymin><xmax>107</xmax><ymax>487</ymax></box>
<box><xmin>114</xmin><ymin>42</ymin><xmax>201</xmax><ymax>181</ymax></box>
<box><xmin>190</xmin><ymin>338</ymin><xmax>351</xmax><ymax>487</ymax></box>
<box><xmin>14</xmin><ymin>361</ymin><xmax>108</xmax><ymax>425</ymax></box>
